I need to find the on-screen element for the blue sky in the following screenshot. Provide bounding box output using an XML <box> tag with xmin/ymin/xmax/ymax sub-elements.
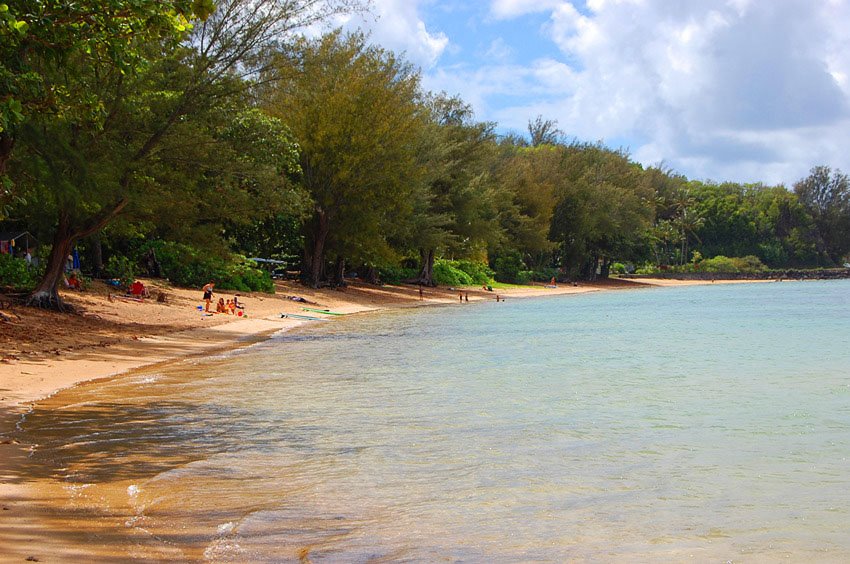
<box><xmin>336</xmin><ymin>0</ymin><xmax>850</xmax><ymax>186</ymax></box>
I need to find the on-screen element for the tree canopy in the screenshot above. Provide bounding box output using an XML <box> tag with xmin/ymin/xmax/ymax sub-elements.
<box><xmin>2</xmin><ymin>2</ymin><xmax>848</xmax><ymax>305</ymax></box>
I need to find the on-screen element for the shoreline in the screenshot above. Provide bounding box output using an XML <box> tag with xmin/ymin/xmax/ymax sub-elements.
<box><xmin>0</xmin><ymin>275</ymin><xmax>780</xmax><ymax>561</ymax></box>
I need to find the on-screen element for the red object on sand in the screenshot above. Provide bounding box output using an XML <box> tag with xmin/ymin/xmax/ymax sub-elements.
<box><xmin>130</xmin><ymin>281</ymin><xmax>146</xmax><ymax>296</ymax></box>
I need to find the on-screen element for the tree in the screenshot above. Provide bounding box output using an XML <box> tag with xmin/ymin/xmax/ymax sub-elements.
<box><xmin>527</xmin><ymin>115</ymin><xmax>563</xmax><ymax>147</ymax></box>
<box><xmin>794</xmin><ymin>166</ymin><xmax>850</xmax><ymax>264</ymax></box>
<box><xmin>405</xmin><ymin>94</ymin><xmax>500</xmax><ymax>286</ymax></box>
<box><xmin>549</xmin><ymin>144</ymin><xmax>653</xmax><ymax>278</ymax></box>
<box><xmin>264</xmin><ymin>31</ymin><xmax>425</xmax><ymax>287</ymax></box>
<box><xmin>6</xmin><ymin>0</ymin><xmax>364</xmax><ymax>309</ymax></box>
<box><xmin>490</xmin><ymin>144</ymin><xmax>559</xmax><ymax>274</ymax></box>
<box><xmin>0</xmin><ymin>0</ymin><xmax>213</xmax><ymax>181</ymax></box>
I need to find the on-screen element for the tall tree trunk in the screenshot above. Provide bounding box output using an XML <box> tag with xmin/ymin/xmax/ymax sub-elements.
<box><xmin>581</xmin><ymin>254</ymin><xmax>598</xmax><ymax>281</ymax></box>
<box><xmin>0</xmin><ymin>133</ymin><xmax>14</xmax><ymax>177</ymax></box>
<box><xmin>332</xmin><ymin>256</ymin><xmax>346</xmax><ymax>287</ymax></box>
<box><xmin>416</xmin><ymin>248</ymin><xmax>436</xmax><ymax>286</ymax></box>
<box><xmin>600</xmin><ymin>257</ymin><xmax>611</xmax><ymax>279</ymax></box>
<box><xmin>92</xmin><ymin>234</ymin><xmax>104</xmax><ymax>276</ymax></box>
<box><xmin>365</xmin><ymin>265</ymin><xmax>380</xmax><ymax>285</ymax></box>
<box><xmin>305</xmin><ymin>210</ymin><xmax>330</xmax><ymax>288</ymax></box>
<box><xmin>27</xmin><ymin>199</ymin><xmax>128</xmax><ymax>310</ymax></box>
<box><xmin>27</xmin><ymin>212</ymin><xmax>75</xmax><ymax>311</ymax></box>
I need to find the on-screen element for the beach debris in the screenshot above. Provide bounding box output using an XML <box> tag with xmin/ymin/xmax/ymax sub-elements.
<box><xmin>26</xmin><ymin>557</ymin><xmax>40</xmax><ymax>562</ymax></box>
<box><xmin>287</xmin><ymin>295</ymin><xmax>316</xmax><ymax>304</ymax></box>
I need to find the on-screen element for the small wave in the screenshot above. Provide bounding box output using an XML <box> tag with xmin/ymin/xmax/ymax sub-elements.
<box><xmin>203</xmin><ymin>521</ymin><xmax>246</xmax><ymax>560</ymax></box>
<box><xmin>217</xmin><ymin>521</ymin><xmax>236</xmax><ymax>535</ymax></box>
<box><xmin>132</xmin><ymin>375</ymin><xmax>162</xmax><ymax>385</ymax></box>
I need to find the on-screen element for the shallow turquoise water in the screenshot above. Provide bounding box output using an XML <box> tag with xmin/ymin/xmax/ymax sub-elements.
<box><xmin>20</xmin><ymin>280</ymin><xmax>850</xmax><ymax>561</ymax></box>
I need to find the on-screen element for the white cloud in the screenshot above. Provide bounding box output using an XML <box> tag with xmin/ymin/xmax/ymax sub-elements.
<box><xmin>344</xmin><ymin>0</ymin><xmax>449</xmax><ymax>68</ymax></box>
<box><xmin>485</xmin><ymin>38</ymin><xmax>514</xmax><ymax>62</ymax></box>
<box><xmin>490</xmin><ymin>0</ymin><xmax>563</xmax><ymax>19</ymax></box>
<box><xmin>464</xmin><ymin>0</ymin><xmax>850</xmax><ymax>184</ymax></box>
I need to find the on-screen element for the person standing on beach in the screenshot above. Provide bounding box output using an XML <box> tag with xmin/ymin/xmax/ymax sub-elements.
<box><xmin>202</xmin><ymin>281</ymin><xmax>215</xmax><ymax>312</ymax></box>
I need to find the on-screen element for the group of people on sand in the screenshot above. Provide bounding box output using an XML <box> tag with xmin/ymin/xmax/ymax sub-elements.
<box><xmin>202</xmin><ymin>281</ymin><xmax>244</xmax><ymax>315</ymax></box>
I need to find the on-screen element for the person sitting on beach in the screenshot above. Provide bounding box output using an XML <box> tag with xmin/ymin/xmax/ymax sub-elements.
<box><xmin>67</xmin><ymin>272</ymin><xmax>82</xmax><ymax>290</ymax></box>
<box><xmin>202</xmin><ymin>281</ymin><xmax>215</xmax><ymax>312</ymax></box>
<box><xmin>226</xmin><ymin>299</ymin><xmax>236</xmax><ymax>314</ymax></box>
<box><xmin>129</xmin><ymin>280</ymin><xmax>149</xmax><ymax>298</ymax></box>
<box><xmin>216</xmin><ymin>297</ymin><xmax>227</xmax><ymax>313</ymax></box>
<box><xmin>233</xmin><ymin>295</ymin><xmax>244</xmax><ymax>309</ymax></box>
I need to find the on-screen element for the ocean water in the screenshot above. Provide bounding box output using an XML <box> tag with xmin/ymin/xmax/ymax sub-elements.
<box><xmin>16</xmin><ymin>280</ymin><xmax>850</xmax><ymax>562</ymax></box>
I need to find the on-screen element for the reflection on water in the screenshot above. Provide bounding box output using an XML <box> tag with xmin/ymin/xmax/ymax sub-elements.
<box><xmin>15</xmin><ymin>280</ymin><xmax>850</xmax><ymax>561</ymax></box>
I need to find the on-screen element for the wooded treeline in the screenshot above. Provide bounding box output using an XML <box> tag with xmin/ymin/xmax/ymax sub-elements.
<box><xmin>2</xmin><ymin>1</ymin><xmax>849</xmax><ymax>309</ymax></box>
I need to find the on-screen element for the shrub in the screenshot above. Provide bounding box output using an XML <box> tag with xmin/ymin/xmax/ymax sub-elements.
<box><xmin>492</xmin><ymin>252</ymin><xmax>525</xmax><ymax>283</ymax></box>
<box><xmin>104</xmin><ymin>254</ymin><xmax>136</xmax><ymax>288</ymax></box>
<box><xmin>635</xmin><ymin>263</ymin><xmax>660</xmax><ymax>275</ymax></box>
<box><xmin>527</xmin><ymin>267</ymin><xmax>559</xmax><ymax>282</ymax></box>
<box><xmin>700</xmin><ymin>255</ymin><xmax>767</xmax><ymax>273</ymax></box>
<box><xmin>0</xmin><ymin>254</ymin><xmax>38</xmax><ymax>289</ymax></box>
<box><xmin>516</xmin><ymin>270</ymin><xmax>532</xmax><ymax>284</ymax></box>
<box><xmin>433</xmin><ymin>259</ymin><xmax>474</xmax><ymax>286</ymax></box>
<box><xmin>137</xmin><ymin>241</ymin><xmax>273</xmax><ymax>292</ymax></box>
<box><xmin>736</xmin><ymin>255</ymin><xmax>768</xmax><ymax>272</ymax></box>
<box><xmin>610</xmin><ymin>262</ymin><xmax>627</xmax><ymax>275</ymax></box>
<box><xmin>377</xmin><ymin>265</ymin><xmax>418</xmax><ymax>285</ymax></box>
<box><xmin>452</xmin><ymin>260</ymin><xmax>494</xmax><ymax>285</ymax></box>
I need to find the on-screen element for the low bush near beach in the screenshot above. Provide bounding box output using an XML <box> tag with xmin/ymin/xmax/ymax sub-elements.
<box><xmin>377</xmin><ymin>265</ymin><xmax>418</xmax><ymax>285</ymax></box>
<box><xmin>431</xmin><ymin>259</ymin><xmax>494</xmax><ymax>286</ymax></box>
<box><xmin>104</xmin><ymin>255</ymin><xmax>136</xmax><ymax>288</ymax></box>
<box><xmin>433</xmin><ymin>260</ymin><xmax>474</xmax><ymax>286</ymax></box>
<box><xmin>452</xmin><ymin>260</ymin><xmax>494</xmax><ymax>284</ymax></box>
<box><xmin>697</xmin><ymin>255</ymin><xmax>767</xmax><ymax>273</ymax></box>
<box><xmin>140</xmin><ymin>241</ymin><xmax>274</xmax><ymax>292</ymax></box>
<box><xmin>0</xmin><ymin>253</ymin><xmax>39</xmax><ymax>289</ymax></box>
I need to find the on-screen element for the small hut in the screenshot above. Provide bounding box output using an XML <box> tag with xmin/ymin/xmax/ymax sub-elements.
<box><xmin>0</xmin><ymin>231</ymin><xmax>38</xmax><ymax>258</ymax></box>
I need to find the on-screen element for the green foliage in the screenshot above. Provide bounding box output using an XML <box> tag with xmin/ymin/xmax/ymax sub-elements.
<box><xmin>433</xmin><ymin>259</ymin><xmax>474</xmax><ymax>286</ymax></box>
<box><xmin>635</xmin><ymin>263</ymin><xmax>660</xmax><ymax>275</ymax></box>
<box><xmin>528</xmin><ymin>267</ymin><xmax>559</xmax><ymax>282</ymax></box>
<box><xmin>409</xmin><ymin>93</ymin><xmax>502</xmax><ymax>272</ymax></box>
<box><xmin>697</xmin><ymin>255</ymin><xmax>767</xmax><ymax>273</ymax></box>
<box><xmin>492</xmin><ymin>251</ymin><xmax>525</xmax><ymax>283</ymax></box>
<box><xmin>452</xmin><ymin>259</ymin><xmax>494</xmax><ymax>284</ymax></box>
<box><xmin>267</xmin><ymin>30</ymin><xmax>426</xmax><ymax>286</ymax></box>
<box><xmin>0</xmin><ymin>253</ymin><xmax>37</xmax><ymax>289</ymax></box>
<box><xmin>794</xmin><ymin>166</ymin><xmax>850</xmax><ymax>265</ymax></box>
<box><xmin>515</xmin><ymin>270</ymin><xmax>533</xmax><ymax>284</ymax></box>
<box><xmin>7</xmin><ymin>1</ymin><xmax>849</xmax><ymax>297</ymax></box>
<box><xmin>611</xmin><ymin>262</ymin><xmax>627</xmax><ymax>275</ymax></box>
<box><xmin>376</xmin><ymin>265</ymin><xmax>418</xmax><ymax>285</ymax></box>
<box><xmin>0</xmin><ymin>0</ymin><xmax>209</xmax><ymax>136</ymax></box>
<box><xmin>104</xmin><ymin>254</ymin><xmax>136</xmax><ymax>288</ymax></box>
<box><xmin>140</xmin><ymin>240</ymin><xmax>273</xmax><ymax>292</ymax></box>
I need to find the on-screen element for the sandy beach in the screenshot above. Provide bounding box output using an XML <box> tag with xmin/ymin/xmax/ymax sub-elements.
<box><xmin>0</xmin><ymin>275</ymin><xmax>721</xmax><ymax>561</ymax></box>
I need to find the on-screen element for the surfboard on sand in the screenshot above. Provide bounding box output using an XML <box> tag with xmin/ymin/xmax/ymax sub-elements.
<box><xmin>281</xmin><ymin>313</ymin><xmax>328</xmax><ymax>321</ymax></box>
<box><xmin>301</xmin><ymin>307</ymin><xmax>346</xmax><ymax>316</ymax></box>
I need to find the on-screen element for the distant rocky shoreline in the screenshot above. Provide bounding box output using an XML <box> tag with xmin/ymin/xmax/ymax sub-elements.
<box><xmin>622</xmin><ymin>268</ymin><xmax>850</xmax><ymax>281</ymax></box>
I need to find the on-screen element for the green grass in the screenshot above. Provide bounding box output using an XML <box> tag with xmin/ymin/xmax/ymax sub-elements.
<box><xmin>485</xmin><ymin>281</ymin><xmax>538</xmax><ymax>290</ymax></box>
